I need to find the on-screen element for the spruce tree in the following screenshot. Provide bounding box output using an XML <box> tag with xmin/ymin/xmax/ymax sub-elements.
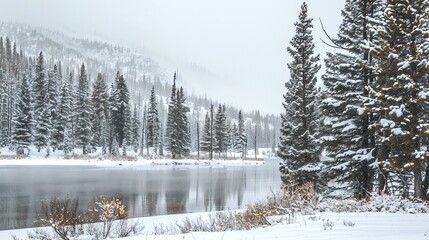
<box><xmin>319</xmin><ymin>0</ymin><xmax>384</xmax><ymax>198</ymax></box>
<box><xmin>130</xmin><ymin>104</ymin><xmax>140</xmax><ymax>152</ymax></box>
<box><xmin>100</xmin><ymin>113</ymin><xmax>109</xmax><ymax>155</ymax></box>
<box><xmin>109</xmin><ymin>72</ymin><xmax>130</xmax><ymax>147</ymax></box>
<box><xmin>147</xmin><ymin>86</ymin><xmax>160</xmax><ymax>149</ymax></box>
<box><xmin>47</xmin><ymin>66</ymin><xmax>60</xmax><ymax>150</ymax></box>
<box><xmin>33</xmin><ymin>52</ymin><xmax>50</xmax><ymax>152</ymax></box>
<box><xmin>214</xmin><ymin>104</ymin><xmax>228</xmax><ymax>158</ymax></box>
<box><xmin>367</xmin><ymin>0</ymin><xmax>429</xmax><ymax>198</ymax></box>
<box><xmin>166</xmin><ymin>73</ymin><xmax>177</xmax><ymax>155</ymax></box>
<box><xmin>235</xmin><ymin>110</ymin><xmax>247</xmax><ymax>158</ymax></box>
<box><xmin>75</xmin><ymin>63</ymin><xmax>92</xmax><ymax>154</ymax></box>
<box><xmin>91</xmin><ymin>73</ymin><xmax>109</xmax><ymax>148</ymax></box>
<box><xmin>12</xmin><ymin>74</ymin><xmax>31</xmax><ymax>153</ymax></box>
<box><xmin>278</xmin><ymin>2</ymin><xmax>321</xmax><ymax>187</ymax></box>
<box><xmin>200</xmin><ymin>112</ymin><xmax>211</xmax><ymax>153</ymax></box>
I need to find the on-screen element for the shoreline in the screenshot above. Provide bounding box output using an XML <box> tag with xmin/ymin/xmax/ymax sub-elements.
<box><xmin>0</xmin><ymin>158</ymin><xmax>266</xmax><ymax>167</ymax></box>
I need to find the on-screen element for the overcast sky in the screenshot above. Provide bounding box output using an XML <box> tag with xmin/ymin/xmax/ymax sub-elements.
<box><xmin>0</xmin><ymin>0</ymin><xmax>345</xmax><ymax>114</ymax></box>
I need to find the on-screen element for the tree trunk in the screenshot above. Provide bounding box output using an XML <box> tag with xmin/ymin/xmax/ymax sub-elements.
<box><xmin>423</xmin><ymin>164</ymin><xmax>429</xmax><ymax>199</ymax></box>
<box><xmin>377</xmin><ymin>144</ymin><xmax>389</xmax><ymax>194</ymax></box>
<box><xmin>414</xmin><ymin>168</ymin><xmax>423</xmax><ymax>198</ymax></box>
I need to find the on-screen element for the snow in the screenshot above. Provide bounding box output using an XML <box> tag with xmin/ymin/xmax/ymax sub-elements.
<box><xmin>1</xmin><ymin>211</ymin><xmax>428</xmax><ymax>240</ymax></box>
<box><xmin>389</xmin><ymin>104</ymin><xmax>405</xmax><ymax>118</ymax></box>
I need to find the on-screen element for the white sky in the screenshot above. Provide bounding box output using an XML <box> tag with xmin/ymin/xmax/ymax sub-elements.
<box><xmin>0</xmin><ymin>0</ymin><xmax>345</xmax><ymax>114</ymax></box>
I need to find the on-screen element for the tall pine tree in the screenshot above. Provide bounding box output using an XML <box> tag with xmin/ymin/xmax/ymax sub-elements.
<box><xmin>75</xmin><ymin>64</ymin><xmax>92</xmax><ymax>154</ymax></box>
<box><xmin>278</xmin><ymin>2</ymin><xmax>321</xmax><ymax>187</ymax></box>
<box><xmin>12</xmin><ymin>74</ymin><xmax>31</xmax><ymax>153</ymax></box>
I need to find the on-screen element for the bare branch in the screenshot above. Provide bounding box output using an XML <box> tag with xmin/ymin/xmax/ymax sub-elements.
<box><xmin>319</xmin><ymin>18</ymin><xmax>351</xmax><ymax>51</ymax></box>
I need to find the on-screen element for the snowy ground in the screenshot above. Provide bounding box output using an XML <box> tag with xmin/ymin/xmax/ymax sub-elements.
<box><xmin>1</xmin><ymin>211</ymin><xmax>428</xmax><ymax>240</ymax></box>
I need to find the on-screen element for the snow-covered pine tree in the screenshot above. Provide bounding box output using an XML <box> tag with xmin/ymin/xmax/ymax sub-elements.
<box><xmin>130</xmin><ymin>104</ymin><xmax>140</xmax><ymax>153</ymax></box>
<box><xmin>366</xmin><ymin>0</ymin><xmax>429</xmax><ymax>198</ymax></box>
<box><xmin>159</xmin><ymin>122</ymin><xmax>164</xmax><ymax>156</ymax></box>
<box><xmin>91</xmin><ymin>73</ymin><xmax>109</xmax><ymax>149</ymax></box>
<box><xmin>176</xmin><ymin>87</ymin><xmax>191</xmax><ymax>157</ymax></box>
<box><xmin>12</xmin><ymin>73</ymin><xmax>31</xmax><ymax>153</ymax></box>
<box><xmin>231</xmin><ymin>122</ymin><xmax>238</xmax><ymax>158</ymax></box>
<box><xmin>214</xmin><ymin>104</ymin><xmax>228</xmax><ymax>158</ymax></box>
<box><xmin>278</xmin><ymin>2</ymin><xmax>322</xmax><ymax>187</ymax></box>
<box><xmin>235</xmin><ymin>110</ymin><xmax>247</xmax><ymax>159</ymax></box>
<box><xmin>320</xmin><ymin>0</ymin><xmax>384</xmax><ymax>198</ymax></box>
<box><xmin>100</xmin><ymin>113</ymin><xmax>109</xmax><ymax>155</ymax></box>
<box><xmin>0</xmin><ymin>95</ymin><xmax>8</xmax><ymax>147</ymax></box>
<box><xmin>140</xmin><ymin>104</ymin><xmax>147</xmax><ymax>156</ymax></box>
<box><xmin>32</xmin><ymin>52</ymin><xmax>50</xmax><ymax>152</ymax></box>
<box><xmin>147</xmin><ymin>86</ymin><xmax>160</xmax><ymax>149</ymax></box>
<box><xmin>166</xmin><ymin>72</ymin><xmax>177</xmax><ymax>155</ymax></box>
<box><xmin>47</xmin><ymin>66</ymin><xmax>59</xmax><ymax>150</ymax></box>
<box><xmin>200</xmin><ymin>112</ymin><xmax>211</xmax><ymax>153</ymax></box>
<box><xmin>63</xmin><ymin>72</ymin><xmax>76</xmax><ymax>156</ymax></box>
<box><xmin>109</xmin><ymin>72</ymin><xmax>130</xmax><ymax>147</ymax></box>
<box><xmin>75</xmin><ymin>63</ymin><xmax>92</xmax><ymax>154</ymax></box>
<box><xmin>123</xmin><ymin>102</ymin><xmax>132</xmax><ymax>151</ymax></box>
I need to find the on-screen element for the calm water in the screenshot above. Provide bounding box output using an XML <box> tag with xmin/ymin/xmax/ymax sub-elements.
<box><xmin>0</xmin><ymin>159</ymin><xmax>282</xmax><ymax>230</ymax></box>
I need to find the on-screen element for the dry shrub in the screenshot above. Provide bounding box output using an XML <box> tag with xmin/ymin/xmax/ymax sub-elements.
<box><xmin>32</xmin><ymin>196</ymin><xmax>143</xmax><ymax>240</ymax></box>
<box><xmin>152</xmin><ymin>223</ymin><xmax>179</xmax><ymax>235</ymax></box>
<box><xmin>236</xmin><ymin>181</ymin><xmax>318</xmax><ymax>229</ymax></box>
<box><xmin>35</xmin><ymin>197</ymin><xmax>84</xmax><ymax>240</ymax></box>
<box><xmin>177</xmin><ymin>211</ymin><xmax>242</xmax><ymax>233</ymax></box>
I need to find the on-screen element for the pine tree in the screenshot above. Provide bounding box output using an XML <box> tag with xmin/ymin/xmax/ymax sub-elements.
<box><xmin>47</xmin><ymin>65</ymin><xmax>60</xmax><ymax>150</ymax></box>
<box><xmin>366</xmin><ymin>0</ymin><xmax>429</xmax><ymax>198</ymax></box>
<box><xmin>33</xmin><ymin>52</ymin><xmax>50</xmax><ymax>152</ymax></box>
<box><xmin>319</xmin><ymin>0</ymin><xmax>384</xmax><ymax>199</ymax></box>
<box><xmin>235</xmin><ymin>110</ymin><xmax>247</xmax><ymax>158</ymax></box>
<box><xmin>100</xmin><ymin>113</ymin><xmax>109</xmax><ymax>155</ymax></box>
<box><xmin>166</xmin><ymin>73</ymin><xmax>177</xmax><ymax>154</ymax></box>
<box><xmin>278</xmin><ymin>2</ymin><xmax>322</xmax><ymax>187</ymax></box>
<box><xmin>159</xmin><ymin>123</ymin><xmax>164</xmax><ymax>156</ymax></box>
<box><xmin>12</xmin><ymin>74</ymin><xmax>31</xmax><ymax>153</ymax></box>
<box><xmin>166</xmin><ymin>80</ymin><xmax>191</xmax><ymax>158</ymax></box>
<box><xmin>176</xmin><ymin>87</ymin><xmax>191</xmax><ymax>157</ymax></box>
<box><xmin>147</xmin><ymin>86</ymin><xmax>160</xmax><ymax>149</ymax></box>
<box><xmin>200</xmin><ymin>112</ymin><xmax>211</xmax><ymax>152</ymax></box>
<box><xmin>214</xmin><ymin>104</ymin><xmax>228</xmax><ymax>158</ymax></box>
<box><xmin>91</xmin><ymin>73</ymin><xmax>109</xmax><ymax>148</ymax></box>
<box><xmin>75</xmin><ymin>63</ymin><xmax>92</xmax><ymax>154</ymax></box>
<box><xmin>63</xmin><ymin>72</ymin><xmax>76</xmax><ymax>156</ymax></box>
<box><xmin>130</xmin><ymin>104</ymin><xmax>140</xmax><ymax>152</ymax></box>
<box><xmin>109</xmin><ymin>72</ymin><xmax>131</xmax><ymax>147</ymax></box>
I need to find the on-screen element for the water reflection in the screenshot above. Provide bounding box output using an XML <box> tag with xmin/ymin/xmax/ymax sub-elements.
<box><xmin>0</xmin><ymin>160</ymin><xmax>281</xmax><ymax>230</ymax></box>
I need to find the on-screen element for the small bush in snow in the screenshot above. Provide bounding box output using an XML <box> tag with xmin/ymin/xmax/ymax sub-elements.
<box><xmin>323</xmin><ymin>219</ymin><xmax>334</xmax><ymax>230</ymax></box>
<box><xmin>343</xmin><ymin>219</ymin><xmax>355</xmax><ymax>227</ymax></box>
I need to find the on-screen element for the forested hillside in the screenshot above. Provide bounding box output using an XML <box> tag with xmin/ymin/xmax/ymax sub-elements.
<box><xmin>0</xmin><ymin>23</ymin><xmax>280</xmax><ymax>159</ymax></box>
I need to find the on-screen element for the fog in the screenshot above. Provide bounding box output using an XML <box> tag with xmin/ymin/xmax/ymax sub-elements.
<box><xmin>0</xmin><ymin>0</ymin><xmax>344</xmax><ymax>114</ymax></box>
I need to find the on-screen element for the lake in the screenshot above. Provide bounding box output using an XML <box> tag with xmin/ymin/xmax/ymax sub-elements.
<box><xmin>0</xmin><ymin>159</ymin><xmax>282</xmax><ymax>230</ymax></box>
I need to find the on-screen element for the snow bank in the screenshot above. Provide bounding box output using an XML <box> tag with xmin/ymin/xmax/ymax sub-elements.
<box><xmin>2</xmin><ymin>211</ymin><xmax>428</xmax><ymax>240</ymax></box>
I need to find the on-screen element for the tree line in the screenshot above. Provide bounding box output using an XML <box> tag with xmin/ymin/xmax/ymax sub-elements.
<box><xmin>0</xmin><ymin>41</ymin><xmax>252</xmax><ymax>160</ymax></box>
<box><xmin>279</xmin><ymin>0</ymin><xmax>429</xmax><ymax>199</ymax></box>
